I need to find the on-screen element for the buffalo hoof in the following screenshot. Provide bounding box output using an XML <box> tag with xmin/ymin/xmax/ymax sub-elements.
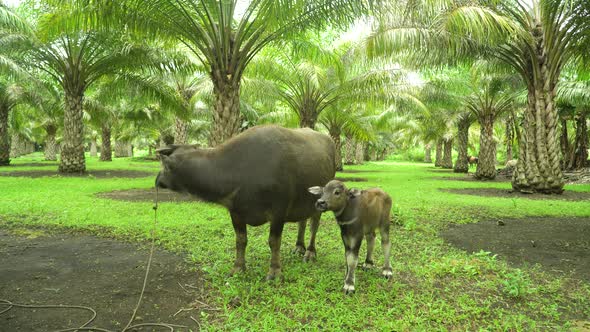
<box><xmin>382</xmin><ymin>268</ymin><xmax>393</xmax><ymax>279</ymax></box>
<box><xmin>362</xmin><ymin>262</ymin><xmax>374</xmax><ymax>270</ymax></box>
<box><xmin>343</xmin><ymin>284</ymin><xmax>355</xmax><ymax>295</ymax></box>
<box><xmin>228</xmin><ymin>265</ymin><xmax>246</xmax><ymax>277</ymax></box>
<box><xmin>265</xmin><ymin>272</ymin><xmax>284</xmax><ymax>282</ymax></box>
<box><xmin>292</xmin><ymin>245</ymin><xmax>306</xmax><ymax>256</ymax></box>
<box><xmin>303</xmin><ymin>250</ymin><xmax>316</xmax><ymax>262</ymax></box>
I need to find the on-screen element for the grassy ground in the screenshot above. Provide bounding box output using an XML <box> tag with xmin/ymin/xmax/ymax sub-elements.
<box><xmin>1</xmin><ymin>153</ymin><xmax>589</xmax><ymax>331</ymax></box>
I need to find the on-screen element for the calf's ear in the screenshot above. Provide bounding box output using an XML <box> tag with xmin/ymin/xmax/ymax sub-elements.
<box><xmin>308</xmin><ymin>186</ymin><xmax>323</xmax><ymax>195</ymax></box>
<box><xmin>347</xmin><ymin>188</ymin><xmax>361</xmax><ymax>199</ymax></box>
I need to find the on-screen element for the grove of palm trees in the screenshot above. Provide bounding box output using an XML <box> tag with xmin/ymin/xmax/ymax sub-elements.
<box><xmin>1</xmin><ymin>0</ymin><xmax>589</xmax><ymax>331</ymax></box>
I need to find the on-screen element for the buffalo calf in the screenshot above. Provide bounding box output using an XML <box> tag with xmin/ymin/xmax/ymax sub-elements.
<box><xmin>309</xmin><ymin>180</ymin><xmax>393</xmax><ymax>294</ymax></box>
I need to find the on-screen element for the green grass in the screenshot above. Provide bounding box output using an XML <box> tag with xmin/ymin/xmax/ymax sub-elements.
<box><xmin>1</xmin><ymin>153</ymin><xmax>589</xmax><ymax>331</ymax></box>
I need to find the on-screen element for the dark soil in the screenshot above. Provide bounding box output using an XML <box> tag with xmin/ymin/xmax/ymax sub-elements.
<box><xmin>339</xmin><ymin>169</ymin><xmax>381</xmax><ymax>174</ymax></box>
<box><xmin>97</xmin><ymin>188</ymin><xmax>199</xmax><ymax>203</ymax></box>
<box><xmin>0</xmin><ymin>229</ymin><xmax>208</xmax><ymax>331</ymax></box>
<box><xmin>334</xmin><ymin>177</ymin><xmax>368</xmax><ymax>182</ymax></box>
<box><xmin>0</xmin><ymin>163</ymin><xmax>59</xmax><ymax>167</ymax></box>
<box><xmin>440</xmin><ymin>188</ymin><xmax>590</xmax><ymax>201</ymax></box>
<box><xmin>436</xmin><ymin>175</ymin><xmax>511</xmax><ymax>182</ymax></box>
<box><xmin>441</xmin><ymin>217</ymin><xmax>590</xmax><ymax>282</ymax></box>
<box><xmin>0</xmin><ymin>170</ymin><xmax>154</xmax><ymax>179</ymax></box>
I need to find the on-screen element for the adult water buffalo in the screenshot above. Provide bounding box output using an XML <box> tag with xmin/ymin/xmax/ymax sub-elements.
<box><xmin>155</xmin><ymin>125</ymin><xmax>336</xmax><ymax>280</ymax></box>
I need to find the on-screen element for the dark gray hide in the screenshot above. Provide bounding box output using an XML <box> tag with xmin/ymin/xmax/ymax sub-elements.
<box><xmin>156</xmin><ymin>125</ymin><xmax>336</xmax><ymax>280</ymax></box>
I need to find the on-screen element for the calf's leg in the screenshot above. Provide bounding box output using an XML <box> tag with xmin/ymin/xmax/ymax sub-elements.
<box><xmin>342</xmin><ymin>234</ymin><xmax>362</xmax><ymax>294</ymax></box>
<box><xmin>230</xmin><ymin>213</ymin><xmax>247</xmax><ymax>275</ymax></box>
<box><xmin>293</xmin><ymin>220</ymin><xmax>307</xmax><ymax>255</ymax></box>
<box><xmin>363</xmin><ymin>231</ymin><xmax>376</xmax><ymax>269</ymax></box>
<box><xmin>303</xmin><ymin>212</ymin><xmax>321</xmax><ymax>262</ymax></box>
<box><xmin>379</xmin><ymin>222</ymin><xmax>393</xmax><ymax>279</ymax></box>
<box><xmin>267</xmin><ymin>220</ymin><xmax>285</xmax><ymax>281</ymax></box>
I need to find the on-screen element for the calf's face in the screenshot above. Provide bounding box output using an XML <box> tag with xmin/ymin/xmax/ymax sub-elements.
<box><xmin>308</xmin><ymin>180</ymin><xmax>352</xmax><ymax>213</ymax></box>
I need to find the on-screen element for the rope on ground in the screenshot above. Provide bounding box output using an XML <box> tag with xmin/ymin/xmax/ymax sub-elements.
<box><xmin>0</xmin><ymin>186</ymin><xmax>190</xmax><ymax>331</ymax></box>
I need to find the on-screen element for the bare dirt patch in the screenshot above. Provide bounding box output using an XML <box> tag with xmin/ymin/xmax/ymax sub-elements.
<box><xmin>334</xmin><ymin>177</ymin><xmax>368</xmax><ymax>182</ymax></box>
<box><xmin>436</xmin><ymin>175</ymin><xmax>511</xmax><ymax>182</ymax></box>
<box><xmin>440</xmin><ymin>188</ymin><xmax>590</xmax><ymax>201</ymax></box>
<box><xmin>441</xmin><ymin>217</ymin><xmax>590</xmax><ymax>282</ymax></box>
<box><xmin>1</xmin><ymin>163</ymin><xmax>59</xmax><ymax>167</ymax></box>
<box><xmin>0</xmin><ymin>228</ymin><xmax>209</xmax><ymax>331</ymax></box>
<box><xmin>0</xmin><ymin>170</ymin><xmax>154</xmax><ymax>179</ymax></box>
<box><xmin>97</xmin><ymin>188</ymin><xmax>199</xmax><ymax>203</ymax></box>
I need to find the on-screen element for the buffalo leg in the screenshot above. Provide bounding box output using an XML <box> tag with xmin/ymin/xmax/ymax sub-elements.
<box><xmin>363</xmin><ymin>231</ymin><xmax>376</xmax><ymax>269</ymax></box>
<box><xmin>303</xmin><ymin>212</ymin><xmax>320</xmax><ymax>262</ymax></box>
<box><xmin>267</xmin><ymin>221</ymin><xmax>285</xmax><ymax>281</ymax></box>
<box><xmin>342</xmin><ymin>234</ymin><xmax>361</xmax><ymax>294</ymax></box>
<box><xmin>379</xmin><ymin>222</ymin><xmax>393</xmax><ymax>279</ymax></box>
<box><xmin>293</xmin><ymin>220</ymin><xmax>306</xmax><ymax>255</ymax></box>
<box><xmin>229</xmin><ymin>212</ymin><xmax>247</xmax><ymax>275</ymax></box>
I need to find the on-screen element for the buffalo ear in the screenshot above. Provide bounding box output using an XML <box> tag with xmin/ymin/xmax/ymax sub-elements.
<box><xmin>347</xmin><ymin>188</ymin><xmax>361</xmax><ymax>199</ymax></box>
<box><xmin>308</xmin><ymin>186</ymin><xmax>323</xmax><ymax>195</ymax></box>
<box><xmin>156</xmin><ymin>145</ymin><xmax>180</xmax><ymax>157</ymax></box>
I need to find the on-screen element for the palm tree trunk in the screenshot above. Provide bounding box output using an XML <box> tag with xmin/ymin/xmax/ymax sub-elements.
<box><xmin>174</xmin><ymin>117</ymin><xmax>189</xmax><ymax>145</ymax></box>
<box><xmin>441</xmin><ymin>138</ymin><xmax>453</xmax><ymax>169</ymax></box>
<box><xmin>329</xmin><ymin>128</ymin><xmax>343</xmax><ymax>171</ymax></box>
<box><xmin>44</xmin><ymin>125</ymin><xmax>58</xmax><ymax>161</ymax></box>
<box><xmin>568</xmin><ymin>111</ymin><xmax>588</xmax><ymax>170</ymax></box>
<box><xmin>59</xmin><ymin>91</ymin><xmax>86</xmax><ymax>173</ymax></box>
<box><xmin>0</xmin><ymin>105</ymin><xmax>10</xmax><ymax>165</ymax></box>
<box><xmin>434</xmin><ymin>139</ymin><xmax>443</xmax><ymax>167</ymax></box>
<box><xmin>559</xmin><ymin>118</ymin><xmax>570</xmax><ymax>164</ymax></box>
<box><xmin>90</xmin><ymin>138</ymin><xmax>98</xmax><ymax>157</ymax></box>
<box><xmin>299</xmin><ymin>111</ymin><xmax>318</xmax><ymax>129</ymax></box>
<box><xmin>209</xmin><ymin>78</ymin><xmax>241</xmax><ymax>146</ymax></box>
<box><xmin>355</xmin><ymin>140</ymin><xmax>365</xmax><ymax>165</ymax></box>
<box><xmin>512</xmin><ymin>90</ymin><xmax>564</xmax><ymax>193</ymax></box>
<box><xmin>506</xmin><ymin>117</ymin><xmax>514</xmax><ymax>162</ymax></box>
<box><xmin>114</xmin><ymin>140</ymin><xmax>132</xmax><ymax>157</ymax></box>
<box><xmin>454</xmin><ymin>119</ymin><xmax>471</xmax><ymax>173</ymax></box>
<box><xmin>424</xmin><ymin>143</ymin><xmax>432</xmax><ymax>163</ymax></box>
<box><xmin>100</xmin><ymin>124</ymin><xmax>112</xmax><ymax>161</ymax></box>
<box><xmin>10</xmin><ymin>134</ymin><xmax>25</xmax><ymax>158</ymax></box>
<box><xmin>475</xmin><ymin>115</ymin><xmax>497</xmax><ymax>180</ymax></box>
<box><xmin>344</xmin><ymin>135</ymin><xmax>355</xmax><ymax>165</ymax></box>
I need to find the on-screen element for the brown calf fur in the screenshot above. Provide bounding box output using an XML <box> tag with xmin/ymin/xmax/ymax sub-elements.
<box><xmin>309</xmin><ymin>180</ymin><xmax>393</xmax><ymax>294</ymax></box>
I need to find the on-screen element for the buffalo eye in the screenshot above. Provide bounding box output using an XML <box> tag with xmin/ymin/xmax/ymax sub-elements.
<box><xmin>334</xmin><ymin>190</ymin><xmax>341</xmax><ymax>196</ymax></box>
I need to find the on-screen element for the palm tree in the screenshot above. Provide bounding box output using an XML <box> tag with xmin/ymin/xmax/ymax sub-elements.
<box><xmin>453</xmin><ymin>111</ymin><xmax>475</xmax><ymax>173</ymax></box>
<box><xmin>368</xmin><ymin>0</ymin><xmax>590</xmax><ymax>193</ymax></box>
<box><xmin>464</xmin><ymin>65</ymin><xmax>519</xmax><ymax>180</ymax></box>
<box><xmin>0</xmin><ymin>80</ymin><xmax>22</xmax><ymax>165</ymax></box>
<box><xmin>68</xmin><ymin>0</ymin><xmax>375</xmax><ymax>145</ymax></box>
<box><xmin>558</xmin><ymin>74</ymin><xmax>590</xmax><ymax>169</ymax></box>
<box><xmin>1</xmin><ymin>5</ymin><xmax>171</xmax><ymax>172</ymax></box>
